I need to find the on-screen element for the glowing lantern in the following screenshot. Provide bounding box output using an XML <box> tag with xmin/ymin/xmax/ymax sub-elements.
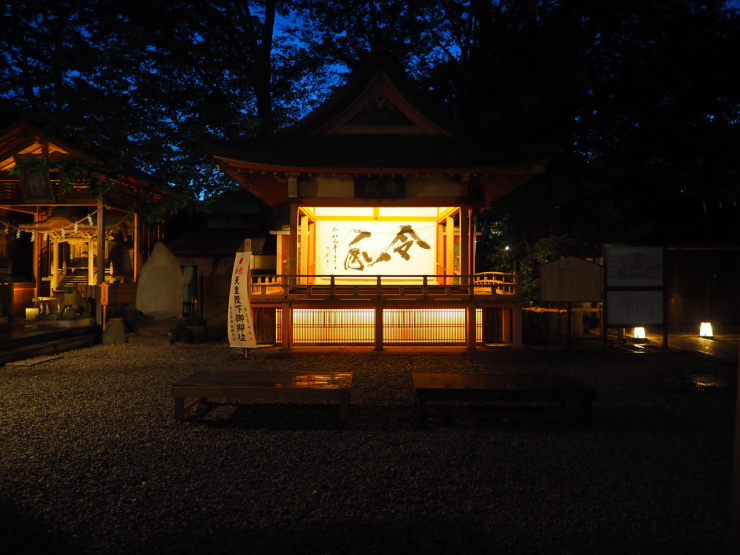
<box><xmin>633</xmin><ymin>327</ymin><xmax>646</xmax><ymax>339</ymax></box>
<box><xmin>699</xmin><ymin>322</ymin><xmax>713</xmax><ymax>338</ymax></box>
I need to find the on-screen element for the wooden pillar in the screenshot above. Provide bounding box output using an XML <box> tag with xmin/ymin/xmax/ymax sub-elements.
<box><xmin>308</xmin><ymin>221</ymin><xmax>315</xmax><ymax>284</ymax></box>
<box><xmin>512</xmin><ymin>302</ymin><xmax>523</xmax><ymax>349</ymax></box>
<box><xmin>34</xmin><ymin>212</ymin><xmax>41</xmax><ymax>299</ymax></box>
<box><xmin>436</xmin><ymin>221</ymin><xmax>444</xmax><ymax>283</ymax></box>
<box><xmin>460</xmin><ymin>204</ymin><xmax>469</xmax><ymax>286</ymax></box>
<box><xmin>289</xmin><ymin>202</ymin><xmax>298</xmax><ymax>287</ymax></box>
<box><xmin>446</xmin><ymin>215</ymin><xmax>454</xmax><ymax>285</ymax></box>
<box><xmin>502</xmin><ymin>307</ymin><xmax>511</xmax><ymax>343</ymax></box>
<box><xmin>276</xmin><ymin>232</ymin><xmax>284</xmax><ymax>276</ymax></box>
<box><xmin>96</xmin><ymin>199</ymin><xmax>105</xmax><ymax>324</ymax></box>
<box><xmin>87</xmin><ymin>240</ymin><xmax>94</xmax><ymax>285</ymax></box>
<box><xmin>50</xmin><ymin>240</ymin><xmax>59</xmax><ymax>291</ymax></box>
<box><xmin>472</xmin><ymin>215</ymin><xmax>478</xmax><ymax>276</ymax></box>
<box><xmin>300</xmin><ymin>212</ymin><xmax>308</xmax><ymax>284</ymax></box>
<box><xmin>467</xmin><ymin>303</ymin><xmax>477</xmax><ymax>351</ymax></box>
<box><xmin>374</xmin><ymin>303</ymin><xmax>384</xmax><ymax>351</ymax></box>
<box><xmin>281</xmin><ymin>302</ymin><xmax>291</xmax><ymax>351</ymax></box>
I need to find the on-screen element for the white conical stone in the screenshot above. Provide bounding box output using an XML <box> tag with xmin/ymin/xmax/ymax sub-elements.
<box><xmin>136</xmin><ymin>241</ymin><xmax>185</xmax><ymax>318</ymax></box>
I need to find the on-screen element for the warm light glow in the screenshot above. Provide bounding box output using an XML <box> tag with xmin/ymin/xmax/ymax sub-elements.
<box><xmin>278</xmin><ymin>308</ymin><xmax>484</xmax><ymax>345</ymax></box>
<box><xmin>633</xmin><ymin>327</ymin><xmax>646</xmax><ymax>339</ymax></box>
<box><xmin>699</xmin><ymin>322</ymin><xmax>713</xmax><ymax>338</ymax></box>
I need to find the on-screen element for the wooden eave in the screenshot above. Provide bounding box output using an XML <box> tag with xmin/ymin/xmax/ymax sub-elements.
<box><xmin>216</xmin><ymin>155</ymin><xmax>549</xmax><ymax>208</ymax></box>
<box><xmin>0</xmin><ymin>121</ymin><xmax>167</xmax><ymax>210</ymax></box>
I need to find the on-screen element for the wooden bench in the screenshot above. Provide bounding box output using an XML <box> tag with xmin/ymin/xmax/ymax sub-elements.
<box><xmin>412</xmin><ymin>373</ymin><xmax>595</xmax><ymax>425</ymax></box>
<box><xmin>170</xmin><ymin>371</ymin><xmax>353</xmax><ymax>421</ymax></box>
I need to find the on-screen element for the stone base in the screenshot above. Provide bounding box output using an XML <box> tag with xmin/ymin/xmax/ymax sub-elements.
<box><xmin>51</xmin><ymin>317</ymin><xmax>96</xmax><ymax>328</ymax></box>
<box><xmin>35</xmin><ymin>314</ymin><xmax>58</xmax><ymax>321</ymax></box>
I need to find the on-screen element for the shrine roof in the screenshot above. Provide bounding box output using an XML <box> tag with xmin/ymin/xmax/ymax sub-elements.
<box><xmin>207</xmin><ymin>134</ymin><xmax>554</xmax><ymax>173</ymax></box>
<box><xmin>205</xmin><ymin>52</ymin><xmax>556</xmax><ymax>207</ymax></box>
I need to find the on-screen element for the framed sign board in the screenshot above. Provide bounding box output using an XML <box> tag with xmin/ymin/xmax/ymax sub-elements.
<box><xmin>605</xmin><ymin>290</ymin><xmax>663</xmax><ymax>326</ymax></box>
<box><xmin>604</xmin><ymin>244</ymin><xmax>665</xmax><ymax>328</ymax></box>
<box><xmin>605</xmin><ymin>246</ymin><xmax>663</xmax><ymax>287</ymax></box>
<box><xmin>354</xmin><ymin>176</ymin><xmax>406</xmax><ymax>199</ymax></box>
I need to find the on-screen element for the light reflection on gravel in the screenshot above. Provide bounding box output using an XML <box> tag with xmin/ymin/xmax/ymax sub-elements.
<box><xmin>0</xmin><ymin>343</ymin><xmax>735</xmax><ymax>554</ymax></box>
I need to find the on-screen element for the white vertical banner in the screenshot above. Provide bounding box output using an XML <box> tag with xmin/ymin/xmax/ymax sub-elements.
<box><xmin>228</xmin><ymin>252</ymin><xmax>256</xmax><ymax>348</ymax></box>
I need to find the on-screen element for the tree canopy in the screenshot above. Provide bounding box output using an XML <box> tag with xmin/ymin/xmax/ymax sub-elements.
<box><xmin>2</xmin><ymin>1</ymin><xmax>738</xmax><ymax>264</ymax></box>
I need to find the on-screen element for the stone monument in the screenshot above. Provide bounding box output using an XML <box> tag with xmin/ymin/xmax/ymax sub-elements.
<box><xmin>136</xmin><ymin>241</ymin><xmax>185</xmax><ymax>318</ymax></box>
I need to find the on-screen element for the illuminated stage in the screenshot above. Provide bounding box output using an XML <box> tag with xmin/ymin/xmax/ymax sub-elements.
<box><xmin>207</xmin><ymin>53</ymin><xmax>552</xmax><ymax>349</ymax></box>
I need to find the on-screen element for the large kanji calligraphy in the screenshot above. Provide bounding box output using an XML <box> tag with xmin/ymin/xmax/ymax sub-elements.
<box><xmin>319</xmin><ymin>221</ymin><xmax>435</xmax><ymax>276</ymax></box>
<box><xmin>228</xmin><ymin>252</ymin><xmax>256</xmax><ymax>348</ymax></box>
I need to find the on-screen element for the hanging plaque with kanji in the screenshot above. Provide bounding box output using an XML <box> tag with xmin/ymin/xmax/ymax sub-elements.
<box><xmin>228</xmin><ymin>252</ymin><xmax>256</xmax><ymax>348</ymax></box>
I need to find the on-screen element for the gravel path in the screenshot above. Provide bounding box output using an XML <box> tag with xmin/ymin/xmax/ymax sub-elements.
<box><xmin>0</xmin><ymin>343</ymin><xmax>736</xmax><ymax>554</ymax></box>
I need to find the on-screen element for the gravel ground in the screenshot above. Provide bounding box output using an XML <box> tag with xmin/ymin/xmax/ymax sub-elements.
<box><xmin>0</xmin><ymin>343</ymin><xmax>736</xmax><ymax>554</ymax></box>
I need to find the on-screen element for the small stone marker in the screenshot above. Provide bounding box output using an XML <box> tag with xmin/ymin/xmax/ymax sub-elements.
<box><xmin>136</xmin><ymin>242</ymin><xmax>185</xmax><ymax>318</ymax></box>
<box><xmin>102</xmin><ymin>318</ymin><xmax>128</xmax><ymax>344</ymax></box>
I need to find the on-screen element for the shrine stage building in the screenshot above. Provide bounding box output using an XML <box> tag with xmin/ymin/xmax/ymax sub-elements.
<box><xmin>206</xmin><ymin>55</ymin><xmax>552</xmax><ymax>350</ymax></box>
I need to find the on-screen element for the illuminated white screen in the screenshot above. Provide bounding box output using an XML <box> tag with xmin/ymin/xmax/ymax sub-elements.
<box><xmin>314</xmin><ymin>207</ymin><xmax>373</xmax><ymax>217</ymax></box>
<box><xmin>378</xmin><ymin>207</ymin><xmax>438</xmax><ymax>217</ymax></box>
<box><xmin>318</xmin><ymin>220</ymin><xmax>436</xmax><ymax>276</ymax></box>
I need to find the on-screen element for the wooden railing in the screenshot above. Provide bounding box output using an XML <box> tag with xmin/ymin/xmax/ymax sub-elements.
<box><xmin>250</xmin><ymin>273</ymin><xmax>519</xmax><ymax>301</ymax></box>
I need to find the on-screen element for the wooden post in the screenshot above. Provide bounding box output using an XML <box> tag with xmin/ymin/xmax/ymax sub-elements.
<box><xmin>374</xmin><ymin>303</ymin><xmax>384</xmax><ymax>351</ymax></box>
<box><xmin>460</xmin><ymin>205</ymin><xmax>469</xmax><ymax>286</ymax></box>
<box><xmin>34</xmin><ymin>211</ymin><xmax>41</xmax><ymax>300</ymax></box>
<box><xmin>308</xmin><ymin>221</ymin><xmax>315</xmax><ymax>284</ymax></box>
<box><xmin>289</xmin><ymin>203</ymin><xmax>298</xmax><ymax>288</ymax></box>
<box><xmin>87</xmin><ymin>240</ymin><xmax>94</xmax><ymax>285</ymax></box>
<box><xmin>276</xmin><ymin>232</ymin><xmax>284</xmax><ymax>276</ymax></box>
<box><xmin>512</xmin><ymin>302</ymin><xmax>523</xmax><ymax>349</ymax></box>
<box><xmin>300</xmin><ymin>212</ymin><xmax>308</xmax><ymax>284</ymax></box>
<box><xmin>96</xmin><ymin>199</ymin><xmax>105</xmax><ymax>325</ymax></box>
<box><xmin>436</xmin><ymin>221</ymin><xmax>444</xmax><ymax>283</ymax></box>
<box><xmin>50</xmin><ymin>240</ymin><xmax>59</xmax><ymax>292</ymax></box>
<box><xmin>467</xmin><ymin>303</ymin><xmax>477</xmax><ymax>351</ymax></box>
<box><xmin>446</xmin><ymin>214</ymin><xmax>454</xmax><ymax>285</ymax></box>
<box><xmin>567</xmin><ymin>301</ymin><xmax>572</xmax><ymax>345</ymax></box>
<box><xmin>281</xmin><ymin>302</ymin><xmax>291</xmax><ymax>351</ymax></box>
<box><xmin>502</xmin><ymin>307</ymin><xmax>511</xmax><ymax>343</ymax></box>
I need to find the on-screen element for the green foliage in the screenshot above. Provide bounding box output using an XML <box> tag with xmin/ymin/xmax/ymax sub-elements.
<box><xmin>0</xmin><ymin>0</ymin><xmax>738</xmax><ymax>240</ymax></box>
<box><xmin>10</xmin><ymin>156</ymin><xmax>114</xmax><ymax>198</ymax></box>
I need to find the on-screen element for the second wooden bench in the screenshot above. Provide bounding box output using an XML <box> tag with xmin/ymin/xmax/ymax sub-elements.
<box><xmin>170</xmin><ymin>371</ymin><xmax>353</xmax><ymax>421</ymax></box>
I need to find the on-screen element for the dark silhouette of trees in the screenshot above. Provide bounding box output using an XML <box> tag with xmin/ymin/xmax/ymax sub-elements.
<box><xmin>1</xmin><ymin>0</ymin><xmax>737</xmax><ymax>251</ymax></box>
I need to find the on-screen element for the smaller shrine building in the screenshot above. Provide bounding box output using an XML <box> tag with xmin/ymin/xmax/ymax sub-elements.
<box><xmin>0</xmin><ymin>121</ymin><xmax>164</xmax><ymax>321</ymax></box>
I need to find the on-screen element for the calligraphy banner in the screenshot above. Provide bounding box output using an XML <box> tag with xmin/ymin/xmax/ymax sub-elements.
<box><xmin>318</xmin><ymin>221</ymin><xmax>436</xmax><ymax>276</ymax></box>
<box><xmin>228</xmin><ymin>252</ymin><xmax>257</xmax><ymax>348</ymax></box>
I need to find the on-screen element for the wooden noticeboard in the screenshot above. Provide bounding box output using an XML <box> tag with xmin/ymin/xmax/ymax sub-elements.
<box><xmin>540</xmin><ymin>256</ymin><xmax>602</xmax><ymax>303</ymax></box>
